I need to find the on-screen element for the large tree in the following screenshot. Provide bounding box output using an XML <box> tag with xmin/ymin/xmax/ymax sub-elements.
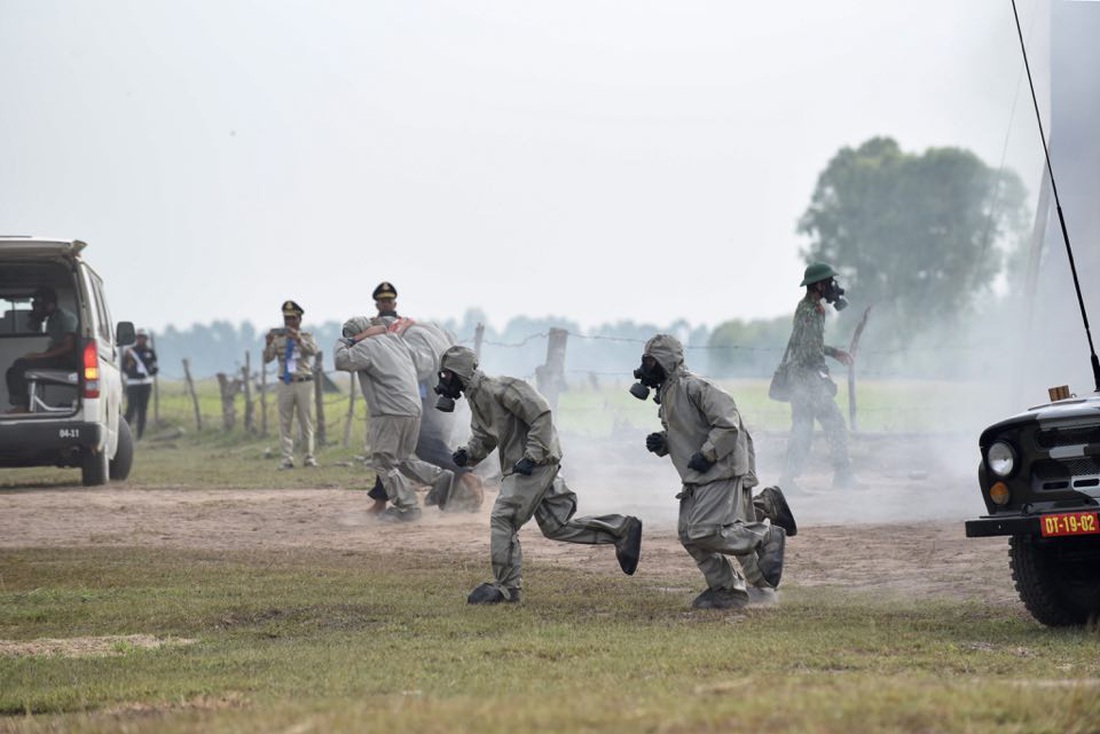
<box><xmin>797</xmin><ymin>137</ymin><xmax>1029</xmax><ymax>340</ymax></box>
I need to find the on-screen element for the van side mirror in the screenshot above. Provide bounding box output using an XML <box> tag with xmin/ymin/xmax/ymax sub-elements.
<box><xmin>116</xmin><ymin>321</ymin><xmax>136</xmax><ymax>347</ymax></box>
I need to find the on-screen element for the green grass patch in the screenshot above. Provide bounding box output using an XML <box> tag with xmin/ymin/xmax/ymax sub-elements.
<box><xmin>1</xmin><ymin>547</ymin><xmax>1098</xmax><ymax>733</ymax></box>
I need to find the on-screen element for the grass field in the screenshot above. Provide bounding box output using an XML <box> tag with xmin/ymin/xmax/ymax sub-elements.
<box><xmin>2</xmin><ymin>544</ymin><xmax>1098</xmax><ymax>734</ymax></box>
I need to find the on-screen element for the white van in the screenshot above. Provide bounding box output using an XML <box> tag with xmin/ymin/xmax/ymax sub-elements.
<box><xmin>0</xmin><ymin>237</ymin><xmax>136</xmax><ymax>485</ymax></box>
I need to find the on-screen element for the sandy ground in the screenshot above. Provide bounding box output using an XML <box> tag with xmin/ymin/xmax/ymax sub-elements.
<box><xmin>0</xmin><ymin>431</ymin><xmax>1022</xmax><ymax>611</ymax></box>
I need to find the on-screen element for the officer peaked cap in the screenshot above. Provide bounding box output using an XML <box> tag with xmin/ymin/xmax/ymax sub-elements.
<box><xmin>281</xmin><ymin>300</ymin><xmax>304</xmax><ymax>316</ymax></box>
<box><xmin>372</xmin><ymin>282</ymin><xmax>397</xmax><ymax>300</ymax></box>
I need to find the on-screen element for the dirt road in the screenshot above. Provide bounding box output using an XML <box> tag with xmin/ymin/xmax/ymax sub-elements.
<box><xmin>0</xmin><ymin>472</ymin><xmax>1019</xmax><ymax>612</ymax></box>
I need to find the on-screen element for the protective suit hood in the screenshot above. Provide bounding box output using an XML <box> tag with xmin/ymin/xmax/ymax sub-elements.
<box><xmin>342</xmin><ymin>315</ymin><xmax>372</xmax><ymax>338</ymax></box>
<box><xmin>439</xmin><ymin>345</ymin><xmax>479</xmax><ymax>383</ymax></box>
<box><xmin>643</xmin><ymin>334</ymin><xmax>684</xmax><ymax>377</ymax></box>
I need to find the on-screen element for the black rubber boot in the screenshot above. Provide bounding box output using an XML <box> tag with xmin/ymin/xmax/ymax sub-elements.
<box><xmin>378</xmin><ymin>506</ymin><xmax>422</xmax><ymax>523</ymax></box>
<box><xmin>757</xmin><ymin>526</ymin><xmax>786</xmax><ymax>588</ymax></box>
<box><xmin>759</xmin><ymin>486</ymin><xmax>798</xmax><ymax>537</ymax></box>
<box><xmin>467</xmin><ymin>583</ymin><xmax>520</xmax><ymax>605</ymax></box>
<box><xmin>691</xmin><ymin>588</ymin><xmax>747</xmax><ymax>610</ymax></box>
<box><xmin>615</xmin><ymin>517</ymin><xmax>643</xmax><ymax>575</ymax></box>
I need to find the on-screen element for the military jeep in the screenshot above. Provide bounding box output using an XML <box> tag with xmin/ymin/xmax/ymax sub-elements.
<box><xmin>965</xmin><ymin>390</ymin><xmax>1100</xmax><ymax>626</ymax></box>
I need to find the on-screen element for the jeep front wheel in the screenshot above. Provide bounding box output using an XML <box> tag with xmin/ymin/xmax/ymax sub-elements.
<box><xmin>1010</xmin><ymin>534</ymin><xmax>1100</xmax><ymax>626</ymax></box>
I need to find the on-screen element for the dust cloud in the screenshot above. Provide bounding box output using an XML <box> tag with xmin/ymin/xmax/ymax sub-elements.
<box><xmin>433</xmin><ymin>6</ymin><xmax>1100</xmax><ymax>532</ymax></box>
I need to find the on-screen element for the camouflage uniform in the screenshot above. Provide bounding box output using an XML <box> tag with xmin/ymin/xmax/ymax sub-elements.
<box><xmin>642</xmin><ymin>334</ymin><xmax>782</xmax><ymax>602</ymax></box>
<box><xmin>440</xmin><ymin>346</ymin><xmax>640</xmax><ymax>599</ymax></box>
<box><xmin>782</xmin><ymin>293</ymin><xmax>852</xmax><ymax>482</ymax></box>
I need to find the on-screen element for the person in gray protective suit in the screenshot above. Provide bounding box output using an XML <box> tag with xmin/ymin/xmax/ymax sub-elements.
<box><xmin>371</xmin><ymin>315</ymin><xmax>484</xmax><ymax>511</ymax></box>
<box><xmin>435</xmin><ymin>345</ymin><xmax>643</xmax><ymax>604</ymax></box>
<box><xmin>334</xmin><ymin>316</ymin><xmax>457</xmax><ymax>523</ymax></box>
<box><xmin>633</xmin><ymin>334</ymin><xmax>789</xmax><ymax>610</ymax></box>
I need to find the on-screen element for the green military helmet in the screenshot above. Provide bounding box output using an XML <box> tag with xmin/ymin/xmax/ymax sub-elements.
<box><xmin>800</xmin><ymin>262</ymin><xmax>838</xmax><ymax>286</ymax></box>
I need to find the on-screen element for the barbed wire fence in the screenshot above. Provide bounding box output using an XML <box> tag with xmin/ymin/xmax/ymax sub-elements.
<box><xmin>152</xmin><ymin>324</ymin><xmax>1017</xmax><ymax>445</ymax></box>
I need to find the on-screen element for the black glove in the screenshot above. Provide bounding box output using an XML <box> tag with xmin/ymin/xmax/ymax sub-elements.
<box><xmin>645</xmin><ymin>432</ymin><xmax>666</xmax><ymax>454</ymax></box>
<box><xmin>452</xmin><ymin>448</ymin><xmax>469</xmax><ymax>467</ymax></box>
<box><xmin>513</xmin><ymin>457</ymin><xmax>536</xmax><ymax>475</ymax></box>
<box><xmin>687</xmin><ymin>452</ymin><xmax>715</xmax><ymax>473</ymax></box>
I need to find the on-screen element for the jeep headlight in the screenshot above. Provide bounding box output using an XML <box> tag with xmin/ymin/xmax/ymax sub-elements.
<box><xmin>987</xmin><ymin>441</ymin><xmax>1017</xmax><ymax>477</ymax></box>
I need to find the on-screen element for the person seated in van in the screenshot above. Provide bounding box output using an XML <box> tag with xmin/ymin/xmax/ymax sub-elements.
<box><xmin>4</xmin><ymin>286</ymin><xmax>78</xmax><ymax>413</ymax></box>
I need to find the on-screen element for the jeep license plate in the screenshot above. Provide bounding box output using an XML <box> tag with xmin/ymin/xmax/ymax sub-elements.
<box><xmin>1040</xmin><ymin>511</ymin><xmax>1100</xmax><ymax>537</ymax></box>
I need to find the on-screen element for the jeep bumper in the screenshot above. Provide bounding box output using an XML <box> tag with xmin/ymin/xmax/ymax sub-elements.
<box><xmin>965</xmin><ymin>515</ymin><xmax>1042</xmax><ymax>537</ymax></box>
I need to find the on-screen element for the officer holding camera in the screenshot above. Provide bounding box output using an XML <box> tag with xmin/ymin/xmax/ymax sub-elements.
<box><xmin>778</xmin><ymin>263</ymin><xmax>860</xmax><ymax>490</ymax></box>
<box><xmin>263</xmin><ymin>300</ymin><xmax>319</xmax><ymax>469</ymax></box>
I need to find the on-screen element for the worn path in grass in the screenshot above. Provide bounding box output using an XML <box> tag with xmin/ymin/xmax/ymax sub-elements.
<box><xmin>0</xmin><ymin>430</ymin><xmax>1021</xmax><ymax>613</ymax></box>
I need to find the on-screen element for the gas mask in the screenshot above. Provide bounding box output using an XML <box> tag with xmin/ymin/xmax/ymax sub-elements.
<box><xmin>629</xmin><ymin>357</ymin><xmax>666</xmax><ymax>401</ymax></box>
<box><xmin>821</xmin><ymin>279</ymin><xmax>849</xmax><ymax>311</ymax></box>
<box><xmin>434</xmin><ymin>369</ymin><xmax>465</xmax><ymax>412</ymax></box>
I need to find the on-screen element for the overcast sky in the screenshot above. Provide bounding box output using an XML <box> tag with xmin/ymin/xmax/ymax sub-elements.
<box><xmin>0</xmin><ymin>0</ymin><xmax>1052</xmax><ymax>335</ymax></box>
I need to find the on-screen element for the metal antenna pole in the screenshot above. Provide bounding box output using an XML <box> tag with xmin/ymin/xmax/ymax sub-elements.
<box><xmin>1011</xmin><ymin>0</ymin><xmax>1100</xmax><ymax>392</ymax></box>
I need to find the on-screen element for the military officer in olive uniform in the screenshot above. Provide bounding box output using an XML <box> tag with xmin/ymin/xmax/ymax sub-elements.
<box><xmin>779</xmin><ymin>263</ymin><xmax>859</xmax><ymax>489</ymax></box>
<box><xmin>263</xmin><ymin>300</ymin><xmax>319</xmax><ymax>469</ymax></box>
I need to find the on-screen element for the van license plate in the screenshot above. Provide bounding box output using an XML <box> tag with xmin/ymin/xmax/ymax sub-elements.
<box><xmin>1040</xmin><ymin>511</ymin><xmax>1100</xmax><ymax>537</ymax></box>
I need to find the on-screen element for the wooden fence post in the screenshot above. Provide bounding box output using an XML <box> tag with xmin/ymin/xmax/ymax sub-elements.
<box><xmin>150</xmin><ymin>331</ymin><xmax>160</xmax><ymax>427</ymax></box>
<box><xmin>216</xmin><ymin>372</ymin><xmax>239</xmax><ymax>432</ymax></box>
<box><xmin>260</xmin><ymin>360</ymin><xmax>268</xmax><ymax>437</ymax></box>
<box><xmin>242</xmin><ymin>352</ymin><xmax>254</xmax><ymax>433</ymax></box>
<box><xmin>182</xmin><ymin>358</ymin><xmax>202</xmax><ymax>432</ymax></box>
<box><xmin>535</xmin><ymin>328</ymin><xmax>568</xmax><ymax>411</ymax></box>
<box><xmin>474</xmin><ymin>323</ymin><xmax>485</xmax><ymax>358</ymax></box>
<box><xmin>846</xmin><ymin>306</ymin><xmax>872</xmax><ymax>433</ymax></box>
<box><xmin>343</xmin><ymin>373</ymin><xmax>357</xmax><ymax>447</ymax></box>
<box><xmin>313</xmin><ymin>352</ymin><xmax>326</xmax><ymax>448</ymax></box>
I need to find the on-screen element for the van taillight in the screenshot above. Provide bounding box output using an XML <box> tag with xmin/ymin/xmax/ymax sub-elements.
<box><xmin>83</xmin><ymin>341</ymin><xmax>100</xmax><ymax>398</ymax></box>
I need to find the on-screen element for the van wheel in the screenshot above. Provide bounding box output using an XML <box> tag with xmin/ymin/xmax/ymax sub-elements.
<box><xmin>81</xmin><ymin>446</ymin><xmax>109</xmax><ymax>486</ymax></box>
<box><xmin>110</xmin><ymin>419</ymin><xmax>134</xmax><ymax>480</ymax></box>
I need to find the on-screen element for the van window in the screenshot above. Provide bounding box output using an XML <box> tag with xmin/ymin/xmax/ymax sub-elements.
<box><xmin>0</xmin><ymin>295</ymin><xmax>37</xmax><ymax>334</ymax></box>
<box><xmin>0</xmin><ymin>262</ymin><xmax>80</xmax><ymax>337</ymax></box>
<box><xmin>87</xmin><ymin>271</ymin><xmax>113</xmax><ymax>343</ymax></box>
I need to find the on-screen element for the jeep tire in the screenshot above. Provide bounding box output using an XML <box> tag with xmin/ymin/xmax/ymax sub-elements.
<box><xmin>1009</xmin><ymin>534</ymin><xmax>1100</xmax><ymax>626</ymax></box>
